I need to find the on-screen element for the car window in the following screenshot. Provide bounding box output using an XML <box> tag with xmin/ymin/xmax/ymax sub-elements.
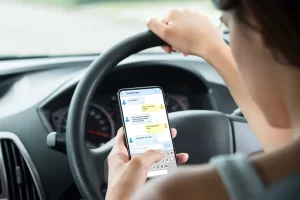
<box><xmin>1</xmin><ymin>0</ymin><xmax>220</xmax><ymax>56</ymax></box>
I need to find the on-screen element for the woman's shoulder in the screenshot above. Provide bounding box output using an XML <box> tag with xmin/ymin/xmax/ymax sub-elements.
<box><xmin>210</xmin><ymin>153</ymin><xmax>300</xmax><ymax>200</ymax></box>
<box><xmin>210</xmin><ymin>153</ymin><xmax>265</xmax><ymax>200</ymax></box>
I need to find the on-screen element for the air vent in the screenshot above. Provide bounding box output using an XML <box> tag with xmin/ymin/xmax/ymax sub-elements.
<box><xmin>1</xmin><ymin>139</ymin><xmax>40</xmax><ymax>200</ymax></box>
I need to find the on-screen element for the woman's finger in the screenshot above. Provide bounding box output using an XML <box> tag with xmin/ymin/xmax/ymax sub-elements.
<box><xmin>162</xmin><ymin>46</ymin><xmax>172</xmax><ymax>54</ymax></box>
<box><xmin>171</xmin><ymin>128</ymin><xmax>177</xmax><ymax>139</ymax></box>
<box><xmin>176</xmin><ymin>153</ymin><xmax>189</xmax><ymax>165</ymax></box>
<box><xmin>112</xmin><ymin>127</ymin><xmax>130</xmax><ymax>154</ymax></box>
<box><xmin>114</xmin><ymin>127</ymin><xmax>125</xmax><ymax>147</ymax></box>
<box><xmin>162</xmin><ymin>17</ymin><xmax>169</xmax><ymax>24</ymax></box>
<box><xmin>160</xmin><ymin>18</ymin><xmax>173</xmax><ymax>54</ymax></box>
<box><xmin>137</xmin><ymin>150</ymin><xmax>165</xmax><ymax>168</ymax></box>
<box><xmin>172</xmin><ymin>47</ymin><xmax>179</xmax><ymax>52</ymax></box>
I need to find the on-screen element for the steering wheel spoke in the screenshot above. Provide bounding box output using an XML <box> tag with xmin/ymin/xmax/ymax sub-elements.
<box><xmin>89</xmin><ymin>138</ymin><xmax>115</xmax><ymax>181</ymax></box>
<box><xmin>169</xmin><ymin>111</ymin><xmax>234</xmax><ymax>164</ymax></box>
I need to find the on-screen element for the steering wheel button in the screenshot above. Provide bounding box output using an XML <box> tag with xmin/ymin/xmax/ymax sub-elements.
<box><xmin>165</xmin><ymin>158</ymin><xmax>169</xmax><ymax>162</ymax></box>
<box><xmin>169</xmin><ymin>157</ymin><xmax>174</xmax><ymax>162</ymax></box>
<box><xmin>170</xmin><ymin>151</ymin><xmax>174</xmax><ymax>156</ymax></box>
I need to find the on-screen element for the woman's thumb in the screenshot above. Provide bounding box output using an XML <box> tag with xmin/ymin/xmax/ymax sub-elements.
<box><xmin>138</xmin><ymin>149</ymin><xmax>164</xmax><ymax>167</ymax></box>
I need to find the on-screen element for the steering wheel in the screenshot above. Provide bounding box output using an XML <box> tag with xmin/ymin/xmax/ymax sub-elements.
<box><xmin>66</xmin><ymin>31</ymin><xmax>242</xmax><ymax>200</ymax></box>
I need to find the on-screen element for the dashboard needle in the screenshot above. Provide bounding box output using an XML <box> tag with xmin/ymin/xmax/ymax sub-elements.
<box><xmin>88</xmin><ymin>130</ymin><xmax>110</xmax><ymax>138</ymax></box>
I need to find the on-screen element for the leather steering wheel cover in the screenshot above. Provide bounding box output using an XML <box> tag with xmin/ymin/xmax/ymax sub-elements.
<box><xmin>66</xmin><ymin>31</ymin><xmax>166</xmax><ymax>200</ymax></box>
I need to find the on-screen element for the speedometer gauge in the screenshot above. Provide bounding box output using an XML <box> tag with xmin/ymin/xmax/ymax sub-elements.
<box><xmin>58</xmin><ymin>103</ymin><xmax>115</xmax><ymax>148</ymax></box>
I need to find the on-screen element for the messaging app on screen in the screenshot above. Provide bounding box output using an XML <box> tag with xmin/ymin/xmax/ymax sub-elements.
<box><xmin>120</xmin><ymin>88</ymin><xmax>177</xmax><ymax>177</ymax></box>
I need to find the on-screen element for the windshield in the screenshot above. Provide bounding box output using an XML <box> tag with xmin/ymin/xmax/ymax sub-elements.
<box><xmin>1</xmin><ymin>0</ymin><xmax>220</xmax><ymax>56</ymax></box>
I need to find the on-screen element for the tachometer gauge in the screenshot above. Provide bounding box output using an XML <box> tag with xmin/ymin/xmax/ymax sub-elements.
<box><xmin>164</xmin><ymin>95</ymin><xmax>184</xmax><ymax>113</ymax></box>
<box><xmin>58</xmin><ymin>103</ymin><xmax>115</xmax><ymax>148</ymax></box>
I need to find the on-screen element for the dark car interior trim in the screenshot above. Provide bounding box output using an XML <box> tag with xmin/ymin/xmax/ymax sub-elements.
<box><xmin>38</xmin><ymin>60</ymin><xmax>213</xmax><ymax>134</ymax></box>
<box><xmin>0</xmin><ymin>51</ymin><xmax>263</xmax><ymax>199</ymax></box>
<box><xmin>0</xmin><ymin>132</ymin><xmax>46</xmax><ymax>200</ymax></box>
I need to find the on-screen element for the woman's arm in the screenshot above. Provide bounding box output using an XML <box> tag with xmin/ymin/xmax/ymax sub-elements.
<box><xmin>132</xmin><ymin>165</ymin><xmax>230</xmax><ymax>200</ymax></box>
<box><xmin>205</xmin><ymin>45</ymin><xmax>292</xmax><ymax>151</ymax></box>
<box><xmin>147</xmin><ymin>9</ymin><xmax>292</xmax><ymax>151</ymax></box>
<box><xmin>131</xmin><ymin>137</ymin><xmax>300</xmax><ymax>200</ymax></box>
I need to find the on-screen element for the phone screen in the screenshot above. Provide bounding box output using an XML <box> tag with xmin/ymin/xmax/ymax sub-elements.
<box><xmin>118</xmin><ymin>87</ymin><xmax>177</xmax><ymax>178</ymax></box>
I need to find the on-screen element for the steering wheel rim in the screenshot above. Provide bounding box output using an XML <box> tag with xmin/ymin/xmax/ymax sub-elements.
<box><xmin>66</xmin><ymin>31</ymin><xmax>167</xmax><ymax>200</ymax></box>
<box><xmin>66</xmin><ymin>30</ymin><xmax>241</xmax><ymax>200</ymax></box>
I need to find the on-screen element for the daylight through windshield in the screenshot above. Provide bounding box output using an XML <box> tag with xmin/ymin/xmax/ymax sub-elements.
<box><xmin>1</xmin><ymin>0</ymin><xmax>220</xmax><ymax>56</ymax></box>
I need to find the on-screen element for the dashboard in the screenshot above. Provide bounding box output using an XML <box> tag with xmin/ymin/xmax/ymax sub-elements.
<box><xmin>50</xmin><ymin>93</ymin><xmax>189</xmax><ymax>147</ymax></box>
<box><xmin>0</xmin><ymin>53</ymin><xmax>261</xmax><ymax>200</ymax></box>
<box><xmin>39</xmin><ymin>63</ymin><xmax>213</xmax><ymax>149</ymax></box>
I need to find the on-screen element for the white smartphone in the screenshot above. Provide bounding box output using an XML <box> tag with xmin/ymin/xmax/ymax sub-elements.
<box><xmin>118</xmin><ymin>86</ymin><xmax>177</xmax><ymax>178</ymax></box>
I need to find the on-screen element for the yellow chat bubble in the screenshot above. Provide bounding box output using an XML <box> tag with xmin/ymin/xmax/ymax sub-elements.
<box><xmin>142</xmin><ymin>104</ymin><xmax>158</xmax><ymax>112</ymax></box>
<box><xmin>145</xmin><ymin>123</ymin><xmax>164</xmax><ymax>134</ymax></box>
<box><xmin>142</xmin><ymin>104</ymin><xmax>165</xmax><ymax>112</ymax></box>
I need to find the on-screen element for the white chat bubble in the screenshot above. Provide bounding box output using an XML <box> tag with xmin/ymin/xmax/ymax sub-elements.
<box><xmin>131</xmin><ymin>114</ymin><xmax>152</xmax><ymax>125</ymax></box>
<box><xmin>135</xmin><ymin>135</ymin><xmax>157</xmax><ymax>145</ymax></box>
<box><xmin>128</xmin><ymin>97</ymin><xmax>145</xmax><ymax>105</ymax></box>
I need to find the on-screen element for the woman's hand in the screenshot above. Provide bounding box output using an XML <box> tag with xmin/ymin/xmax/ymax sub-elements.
<box><xmin>147</xmin><ymin>9</ymin><xmax>227</xmax><ymax>62</ymax></box>
<box><xmin>106</xmin><ymin>127</ymin><xmax>189</xmax><ymax>200</ymax></box>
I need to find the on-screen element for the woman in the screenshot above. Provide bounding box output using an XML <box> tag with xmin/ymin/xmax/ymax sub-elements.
<box><xmin>106</xmin><ymin>0</ymin><xmax>300</xmax><ymax>199</ymax></box>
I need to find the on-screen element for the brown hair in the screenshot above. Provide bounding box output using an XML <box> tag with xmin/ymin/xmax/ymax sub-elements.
<box><xmin>213</xmin><ymin>0</ymin><xmax>300</xmax><ymax>67</ymax></box>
